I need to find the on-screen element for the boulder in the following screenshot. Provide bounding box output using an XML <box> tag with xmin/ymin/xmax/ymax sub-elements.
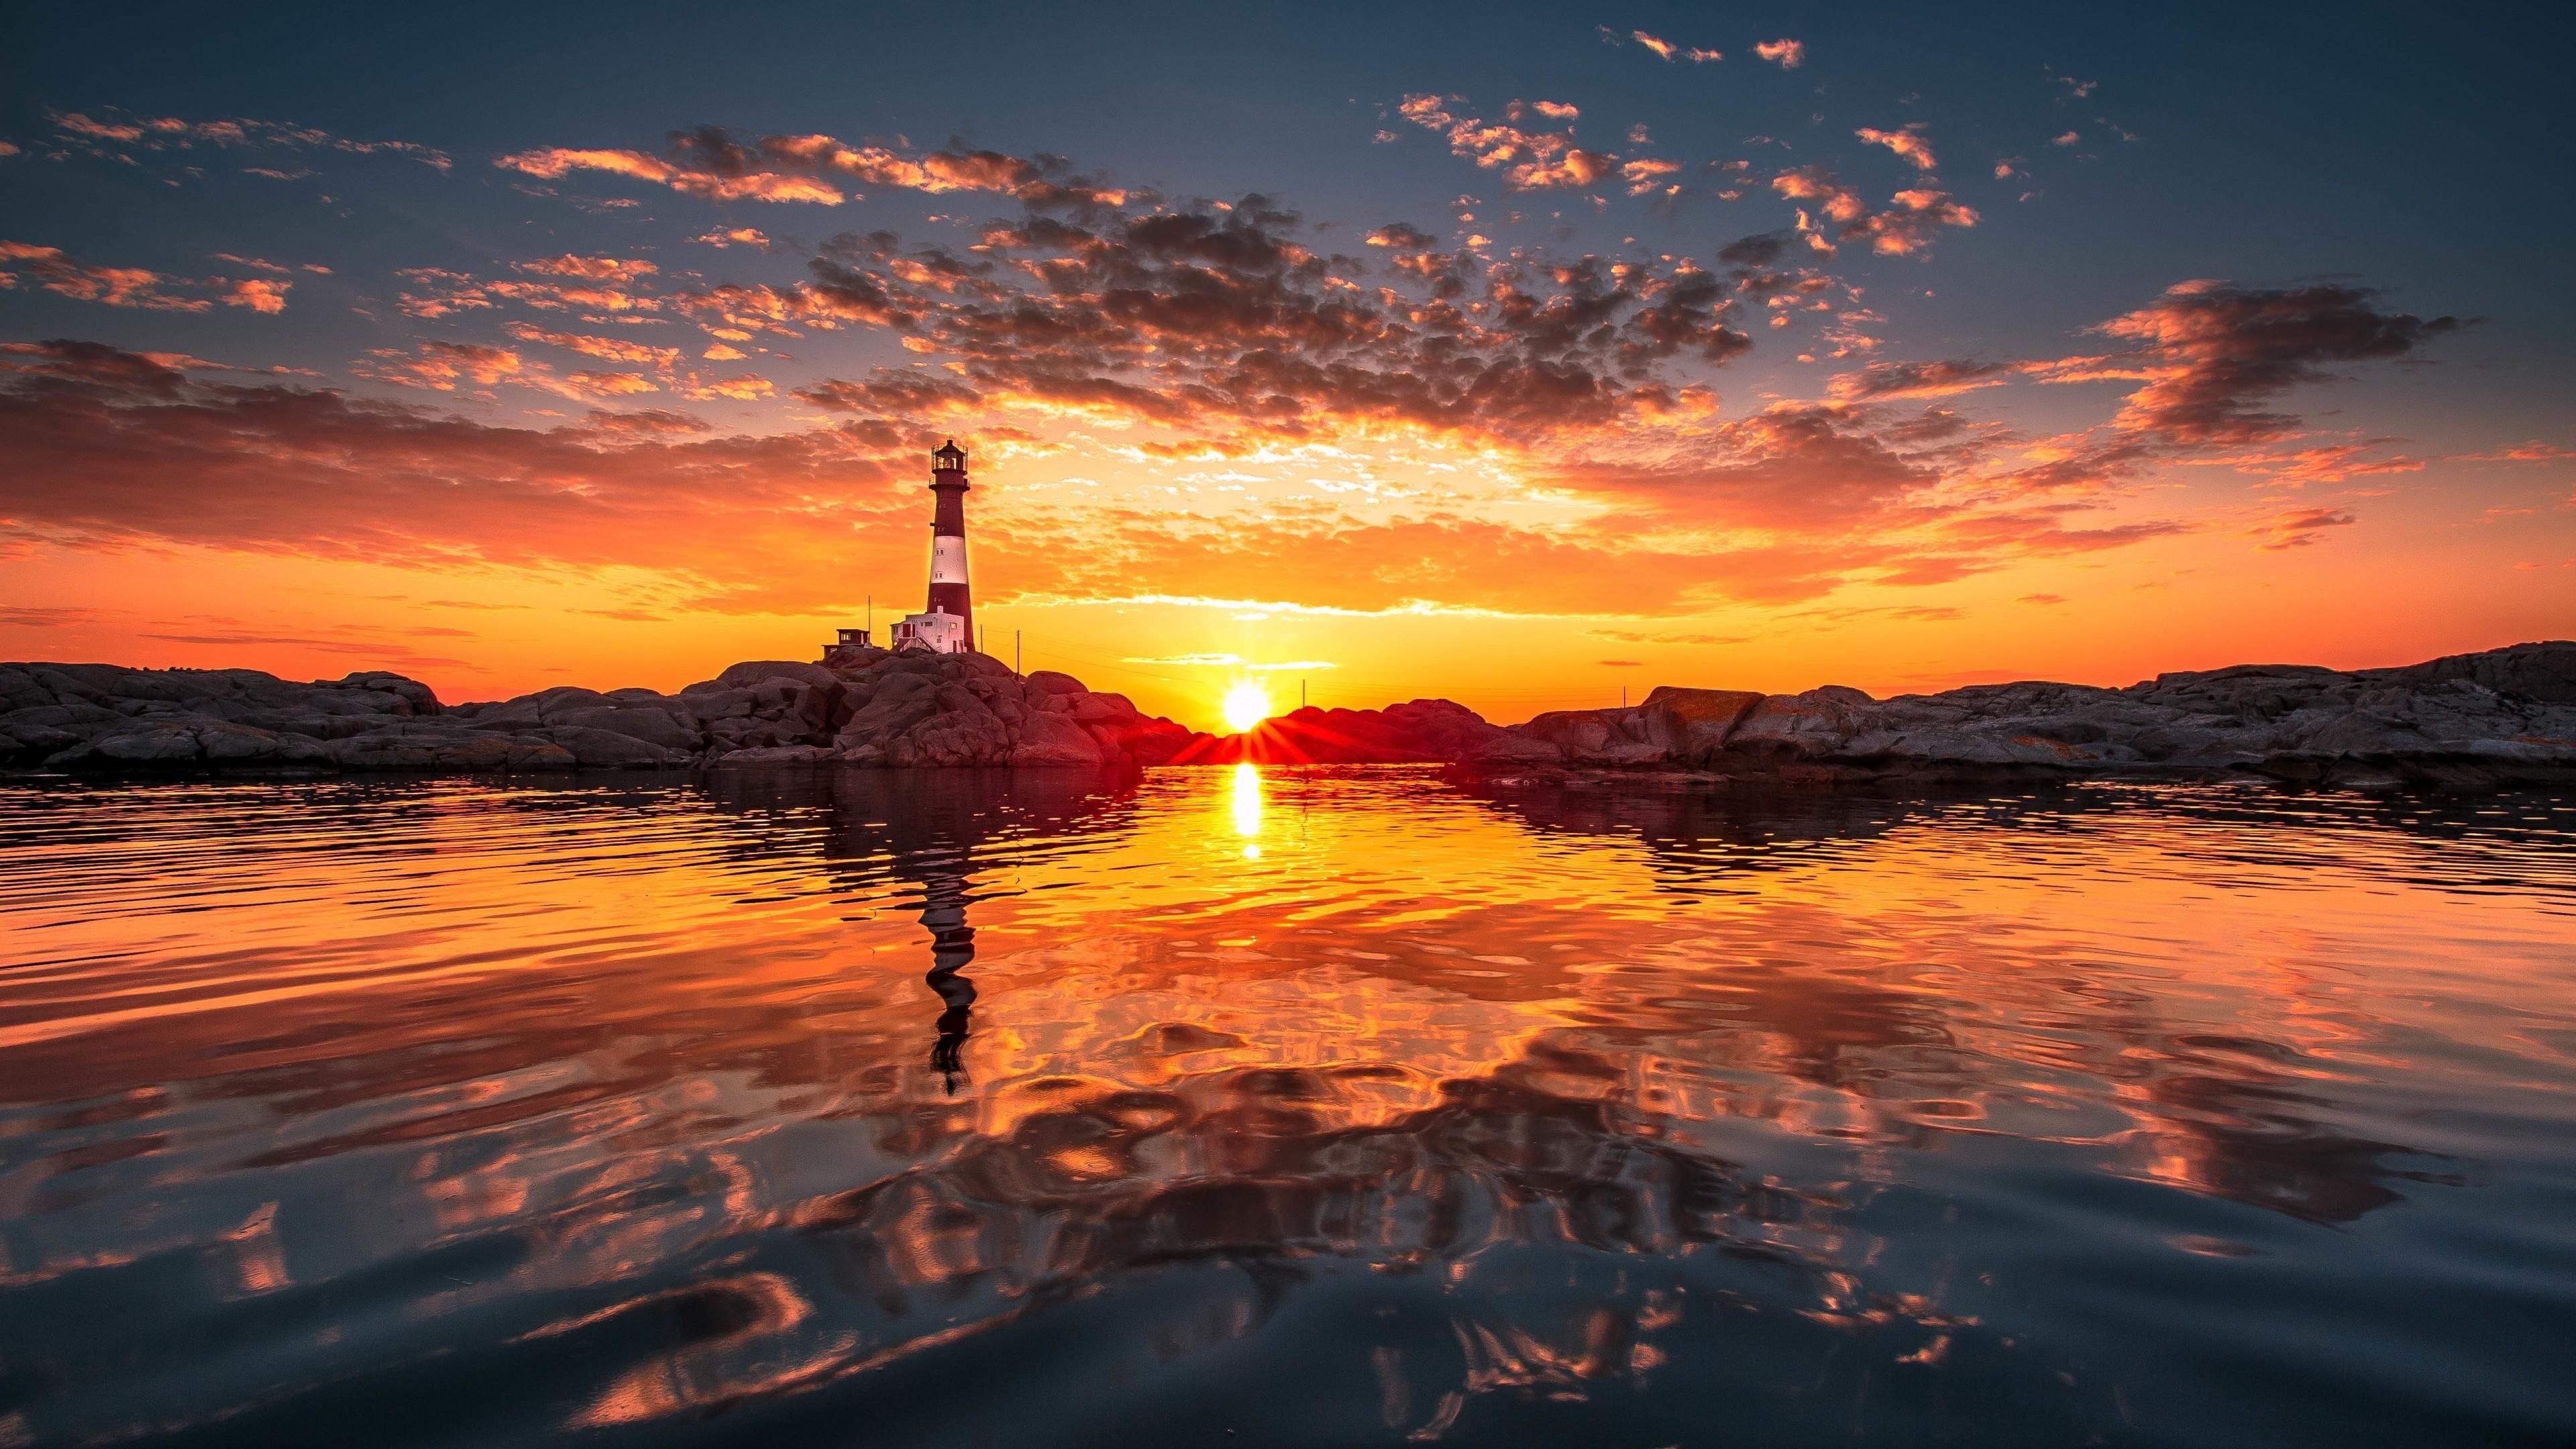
<box><xmin>2379</xmin><ymin>641</ymin><xmax>2576</xmax><ymax>704</ymax></box>
<box><xmin>1012</xmin><ymin>710</ymin><xmax>1106</xmax><ymax>766</ymax></box>
<box><xmin>553</xmin><ymin>704</ymin><xmax>702</xmax><ymax>751</ymax></box>
<box><xmin>1642</xmin><ymin>687</ymin><xmax>1766</xmax><ymax>762</ymax></box>
<box><xmin>1024</xmin><ymin>670</ymin><xmax>1087</xmax><ymax>698</ymax></box>
<box><xmin>543</xmin><ymin>725</ymin><xmax>688</xmax><ymax>769</ymax></box>
<box><xmin>710</xmin><ymin>745</ymin><xmax>835</xmax><ymax>765</ymax></box>
<box><xmin>692</xmin><ymin>660</ymin><xmax>842</xmax><ymax>694</ymax></box>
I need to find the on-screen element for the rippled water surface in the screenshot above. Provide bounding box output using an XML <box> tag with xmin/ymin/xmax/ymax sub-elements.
<box><xmin>3</xmin><ymin>767</ymin><xmax>2574</xmax><ymax>1446</ymax></box>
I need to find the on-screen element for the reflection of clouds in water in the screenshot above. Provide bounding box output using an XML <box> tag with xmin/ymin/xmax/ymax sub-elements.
<box><xmin>0</xmin><ymin>773</ymin><xmax>2571</xmax><ymax>1443</ymax></box>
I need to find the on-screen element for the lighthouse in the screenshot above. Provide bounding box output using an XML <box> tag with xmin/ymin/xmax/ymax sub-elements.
<box><xmin>890</xmin><ymin>439</ymin><xmax>977</xmax><ymax>654</ymax></box>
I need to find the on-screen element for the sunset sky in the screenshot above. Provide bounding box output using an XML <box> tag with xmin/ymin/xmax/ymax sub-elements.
<box><xmin>3</xmin><ymin>3</ymin><xmax>2569</xmax><ymax>729</ymax></box>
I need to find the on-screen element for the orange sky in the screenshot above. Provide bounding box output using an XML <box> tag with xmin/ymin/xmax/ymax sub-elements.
<box><xmin>4</xmin><ymin>16</ymin><xmax>2572</xmax><ymax>731</ymax></box>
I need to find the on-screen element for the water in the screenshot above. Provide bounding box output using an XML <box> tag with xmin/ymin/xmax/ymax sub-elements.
<box><xmin>3</xmin><ymin>767</ymin><xmax>2573</xmax><ymax>1446</ymax></box>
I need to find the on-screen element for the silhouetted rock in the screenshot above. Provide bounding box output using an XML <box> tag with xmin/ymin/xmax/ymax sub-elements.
<box><xmin>1</xmin><ymin>647</ymin><xmax>1197</xmax><ymax>776</ymax></box>
<box><xmin>1454</xmin><ymin>643</ymin><xmax>2576</xmax><ymax>790</ymax></box>
<box><xmin>1167</xmin><ymin>698</ymin><xmax>1511</xmax><ymax>763</ymax></box>
<box><xmin>9</xmin><ymin>640</ymin><xmax>2572</xmax><ymax>788</ymax></box>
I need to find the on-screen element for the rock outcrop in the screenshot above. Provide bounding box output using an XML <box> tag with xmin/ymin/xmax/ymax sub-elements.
<box><xmin>1139</xmin><ymin>642</ymin><xmax>2576</xmax><ymax>790</ymax></box>
<box><xmin>2</xmin><ymin>649</ymin><xmax>1193</xmax><ymax>775</ymax></box>
<box><xmin>1164</xmin><ymin>699</ymin><xmax>1513</xmax><ymax>764</ymax></box>
<box><xmin>1448</xmin><ymin>642</ymin><xmax>2576</xmax><ymax>790</ymax></box>
<box><xmin>9</xmin><ymin>640</ymin><xmax>2571</xmax><ymax>788</ymax></box>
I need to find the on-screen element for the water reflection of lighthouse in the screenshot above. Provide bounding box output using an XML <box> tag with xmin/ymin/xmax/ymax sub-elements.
<box><xmin>918</xmin><ymin>847</ymin><xmax>977</xmax><ymax>1094</ymax></box>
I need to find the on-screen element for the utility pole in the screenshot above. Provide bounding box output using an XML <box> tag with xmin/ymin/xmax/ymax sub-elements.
<box><xmin>1301</xmin><ymin>678</ymin><xmax>1306</xmax><ymax>710</ymax></box>
<box><xmin>1015</xmin><ymin>630</ymin><xmax>1022</xmax><ymax>676</ymax></box>
<box><xmin>1621</xmin><ymin>684</ymin><xmax>1627</xmax><ymax>708</ymax></box>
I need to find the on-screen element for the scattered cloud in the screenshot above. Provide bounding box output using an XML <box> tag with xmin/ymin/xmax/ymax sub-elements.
<box><xmin>1829</xmin><ymin>359</ymin><xmax>2010</xmax><ymax>400</ymax></box>
<box><xmin>1755</xmin><ymin>38</ymin><xmax>1806</xmax><ymax>69</ymax></box>
<box><xmin>0</xmin><ymin>605</ymin><xmax>105</xmax><ymax>627</ymax></box>
<box><xmin>46</xmin><ymin>109</ymin><xmax>449</xmax><ymax>169</ymax></box>
<box><xmin>1398</xmin><ymin>93</ymin><xmax>1616</xmax><ymax>190</ymax></box>
<box><xmin>1588</xmin><ymin>629</ymin><xmax>1751</xmax><ymax>645</ymax></box>
<box><xmin>1855</xmin><ymin>123</ymin><xmax>1937</xmax><ymax>172</ymax></box>
<box><xmin>495</xmin><ymin>128</ymin><xmax>1123</xmax><ymax>210</ymax></box>
<box><xmin>0</xmin><ymin>241</ymin><xmax>292</xmax><ymax>313</ymax></box>
<box><xmin>2248</xmin><ymin>506</ymin><xmax>2356</xmax><ymax>549</ymax></box>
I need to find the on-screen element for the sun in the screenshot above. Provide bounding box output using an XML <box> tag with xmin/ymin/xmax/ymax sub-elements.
<box><xmin>1221</xmin><ymin>680</ymin><xmax>1272</xmax><ymax>733</ymax></box>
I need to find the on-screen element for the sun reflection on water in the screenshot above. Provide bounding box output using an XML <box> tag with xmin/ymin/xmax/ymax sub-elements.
<box><xmin>1230</xmin><ymin>762</ymin><xmax>1262</xmax><ymax>857</ymax></box>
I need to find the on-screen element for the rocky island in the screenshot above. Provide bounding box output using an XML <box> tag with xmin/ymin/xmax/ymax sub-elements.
<box><xmin>5</xmin><ymin>639</ymin><xmax>2571</xmax><ymax>792</ymax></box>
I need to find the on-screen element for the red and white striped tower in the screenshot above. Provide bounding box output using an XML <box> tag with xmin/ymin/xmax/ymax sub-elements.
<box><xmin>926</xmin><ymin>439</ymin><xmax>973</xmax><ymax>645</ymax></box>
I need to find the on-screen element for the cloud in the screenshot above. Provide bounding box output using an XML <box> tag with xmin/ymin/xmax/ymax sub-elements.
<box><xmin>1828</xmin><ymin>359</ymin><xmax>2010</xmax><ymax>400</ymax></box>
<box><xmin>2248</xmin><ymin>506</ymin><xmax>2356</xmax><ymax>549</ymax></box>
<box><xmin>2453</xmin><ymin>441</ymin><xmax>2576</xmax><ymax>464</ymax></box>
<box><xmin>519</xmin><ymin>254</ymin><xmax>658</xmax><ymax>282</ymax></box>
<box><xmin>2052</xmin><ymin>130</ymin><xmax>2080</xmax><ymax>146</ymax></box>
<box><xmin>2068</xmin><ymin>281</ymin><xmax>2463</xmax><ymax>444</ymax></box>
<box><xmin>46</xmin><ymin>109</ymin><xmax>449</xmax><ymax>169</ymax></box>
<box><xmin>359</xmin><ymin>341</ymin><xmax>525</xmax><ymax>391</ymax></box>
<box><xmin>1847</xmin><ymin>189</ymin><xmax>1978</xmax><ymax>256</ymax></box>
<box><xmin>1125</xmin><ymin>653</ymin><xmax>1337</xmax><ymax>670</ymax></box>
<box><xmin>0</xmin><ymin>337</ymin><xmax>2202</xmax><ymax>622</ymax></box>
<box><xmin>394</xmin><ymin>259</ymin><xmax>663</xmax><ymax>319</ymax></box>
<box><xmin>504</xmin><ymin>323</ymin><xmax>682</xmax><ymax>370</ymax></box>
<box><xmin>1768</xmin><ymin>171</ymin><xmax>1977</xmax><ymax>256</ymax></box>
<box><xmin>1599</xmin><ymin>659</ymin><xmax>1644</xmax><ymax>666</ymax></box>
<box><xmin>1588</xmin><ymin>629</ymin><xmax>1750</xmax><ymax>645</ymax></box>
<box><xmin>1755</xmin><ymin>38</ymin><xmax>1805</xmax><ymax>68</ymax></box>
<box><xmin>0</xmin><ymin>339</ymin><xmax>925</xmax><ymax>614</ymax></box>
<box><xmin>0</xmin><ymin>241</ymin><xmax>291</xmax><ymax>313</ymax></box>
<box><xmin>1855</xmin><ymin>123</ymin><xmax>1938</xmax><ymax>172</ymax></box>
<box><xmin>2184</xmin><ymin>441</ymin><xmax>2425</xmax><ymax>486</ymax></box>
<box><xmin>222</xmin><ymin>278</ymin><xmax>292</xmax><ymax>313</ymax></box>
<box><xmin>1631</xmin><ymin>31</ymin><xmax>1677</xmax><ymax>60</ymax></box>
<box><xmin>1</xmin><ymin>241</ymin><xmax>199</xmax><ymax>310</ymax></box>
<box><xmin>560</xmin><ymin>370</ymin><xmax>658</xmax><ymax>398</ymax></box>
<box><xmin>497</xmin><ymin>146</ymin><xmax>845</xmax><ymax>203</ymax></box>
<box><xmin>495</xmin><ymin>128</ymin><xmax>1120</xmax><ymax>211</ymax></box>
<box><xmin>1398</xmin><ymin>94</ymin><xmax>1616</xmax><ymax>191</ymax></box>
<box><xmin>0</xmin><ymin>605</ymin><xmax>105</xmax><ymax>627</ymax></box>
<box><xmin>694</xmin><ymin>227</ymin><xmax>772</xmax><ymax>250</ymax></box>
<box><xmin>1621</xmin><ymin>157</ymin><xmax>1682</xmax><ymax>195</ymax></box>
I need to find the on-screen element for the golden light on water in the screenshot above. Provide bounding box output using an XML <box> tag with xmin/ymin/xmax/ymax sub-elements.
<box><xmin>1221</xmin><ymin>680</ymin><xmax>1271</xmax><ymax>733</ymax></box>
<box><xmin>1231</xmin><ymin>763</ymin><xmax>1263</xmax><ymax>857</ymax></box>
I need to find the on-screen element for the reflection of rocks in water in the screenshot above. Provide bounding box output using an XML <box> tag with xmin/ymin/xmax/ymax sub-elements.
<box><xmin>777</xmin><ymin>1047</ymin><xmax>2107</xmax><ymax>1439</ymax></box>
<box><xmin>1447</xmin><ymin>778</ymin><xmax>2466</xmax><ymax>1226</ymax></box>
<box><xmin>1452</xmin><ymin>776</ymin><xmax>2103</xmax><ymax>893</ymax></box>
<box><xmin>692</xmin><ymin>764</ymin><xmax>1142</xmax><ymax>866</ymax></box>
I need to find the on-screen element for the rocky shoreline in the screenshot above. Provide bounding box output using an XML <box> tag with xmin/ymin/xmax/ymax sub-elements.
<box><xmin>1</xmin><ymin>645</ymin><xmax>1194</xmax><ymax>776</ymax></box>
<box><xmin>5</xmin><ymin>640</ymin><xmax>2572</xmax><ymax>792</ymax></box>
